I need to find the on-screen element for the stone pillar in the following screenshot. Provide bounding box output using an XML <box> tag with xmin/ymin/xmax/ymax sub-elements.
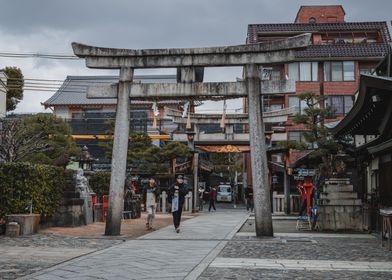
<box><xmin>284</xmin><ymin>170</ymin><xmax>290</xmax><ymax>214</ymax></box>
<box><xmin>161</xmin><ymin>191</ymin><xmax>167</xmax><ymax>214</ymax></box>
<box><xmin>188</xmin><ymin>191</ymin><xmax>193</xmax><ymax>213</ymax></box>
<box><xmin>105</xmin><ymin>67</ymin><xmax>133</xmax><ymax>236</ymax></box>
<box><xmin>245</xmin><ymin>64</ymin><xmax>273</xmax><ymax>237</ymax></box>
<box><xmin>193</xmin><ymin>152</ymin><xmax>199</xmax><ymax>212</ymax></box>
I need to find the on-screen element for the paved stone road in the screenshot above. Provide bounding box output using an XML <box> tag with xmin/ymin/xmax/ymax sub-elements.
<box><xmin>199</xmin><ymin>217</ymin><xmax>392</xmax><ymax>280</ymax></box>
<box><xmin>0</xmin><ymin>234</ymin><xmax>121</xmax><ymax>280</ymax></box>
<box><xmin>20</xmin><ymin>211</ymin><xmax>248</xmax><ymax>280</ymax></box>
<box><xmin>12</xmin><ymin>213</ymin><xmax>392</xmax><ymax>280</ymax></box>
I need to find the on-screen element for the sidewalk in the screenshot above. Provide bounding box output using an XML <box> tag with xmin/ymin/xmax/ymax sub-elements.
<box><xmin>18</xmin><ymin>211</ymin><xmax>392</xmax><ymax>280</ymax></box>
<box><xmin>20</xmin><ymin>211</ymin><xmax>248</xmax><ymax>280</ymax></box>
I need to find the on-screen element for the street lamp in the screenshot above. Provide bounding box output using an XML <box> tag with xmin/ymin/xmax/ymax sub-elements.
<box><xmin>185</xmin><ymin>129</ymin><xmax>198</xmax><ymax>213</ymax></box>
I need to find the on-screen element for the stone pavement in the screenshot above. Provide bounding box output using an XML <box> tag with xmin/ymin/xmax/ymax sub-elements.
<box><xmin>0</xmin><ymin>234</ymin><xmax>121</xmax><ymax>280</ymax></box>
<box><xmin>16</xmin><ymin>211</ymin><xmax>392</xmax><ymax>280</ymax></box>
<box><xmin>19</xmin><ymin>211</ymin><xmax>248</xmax><ymax>280</ymax></box>
<box><xmin>199</xmin><ymin>217</ymin><xmax>392</xmax><ymax>280</ymax></box>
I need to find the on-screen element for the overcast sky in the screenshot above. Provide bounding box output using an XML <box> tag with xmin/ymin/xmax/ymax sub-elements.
<box><xmin>0</xmin><ymin>0</ymin><xmax>391</xmax><ymax>113</ymax></box>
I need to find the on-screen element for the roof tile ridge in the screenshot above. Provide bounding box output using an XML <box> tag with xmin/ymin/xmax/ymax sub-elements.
<box><xmin>43</xmin><ymin>77</ymin><xmax>72</xmax><ymax>105</ymax></box>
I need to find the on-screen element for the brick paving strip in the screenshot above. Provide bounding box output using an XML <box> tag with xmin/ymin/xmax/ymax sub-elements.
<box><xmin>210</xmin><ymin>257</ymin><xmax>392</xmax><ymax>272</ymax></box>
<box><xmin>236</xmin><ymin>232</ymin><xmax>376</xmax><ymax>239</ymax></box>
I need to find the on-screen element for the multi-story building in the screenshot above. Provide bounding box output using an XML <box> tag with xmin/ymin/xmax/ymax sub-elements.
<box><xmin>247</xmin><ymin>5</ymin><xmax>390</xmax><ymax>145</ymax></box>
<box><xmin>42</xmin><ymin>75</ymin><xmax>183</xmax><ymax>162</ymax></box>
<box><xmin>243</xmin><ymin>5</ymin><xmax>391</xmax><ymax>206</ymax></box>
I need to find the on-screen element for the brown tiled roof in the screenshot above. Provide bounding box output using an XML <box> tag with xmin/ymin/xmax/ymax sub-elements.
<box><xmin>247</xmin><ymin>21</ymin><xmax>390</xmax><ymax>59</ymax></box>
<box><xmin>43</xmin><ymin>75</ymin><xmax>179</xmax><ymax>107</ymax></box>
<box><xmin>248</xmin><ymin>22</ymin><xmax>390</xmax><ymax>39</ymax></box>
<box><xmin>295</xmin><ymin>43</ymin><xmax>389</xmax><ymax>59</ymax></box>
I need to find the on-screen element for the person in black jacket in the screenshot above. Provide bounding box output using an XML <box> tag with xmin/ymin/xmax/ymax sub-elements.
<box><xmin>245</xmin><ymin>185</ymin><xmax>254</xmax><ymax>212</ymax></box>
<box><xmin>168</xmin><ymin>174</ymin><xmax>188</xmax><ymax>233</ymax></box>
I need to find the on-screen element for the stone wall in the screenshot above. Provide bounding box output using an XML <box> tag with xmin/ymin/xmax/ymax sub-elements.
<box><xmin>50</xmin><ymin>171</ymin><xmax>85</xmax><ymax>227</ymax></box>
<box><xmin>318</xmin><ymin>178</ymin><xmax>363</xmax><ymax>231</ymax></box>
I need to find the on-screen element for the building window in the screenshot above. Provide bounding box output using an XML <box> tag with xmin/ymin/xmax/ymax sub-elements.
<box><xmin>130</xmin><ymin>111</ymin><xmax>148</xmax><ymax>134</ymax></box>
<box><xmin>288</xmin><ymin>131</ymin><xmax>315</xmax><ymax>148</ymax></box>
<box><xmin>270</xmin><ymin>70</ymin><xmax>281</xmax><ymax>81</ymax></box>
<box><xmin>288</xmin><ymin>131</ymin><xmax>302</xmax><ymax>142</ymax></box>
<box><xmin>324</xmin><ymin>61</ymin><xmax>355</xmax><ymax>81</ymax></box>
<box><xmin>308</xmin><ymin>17</ymin><xmax>316</xmax><ymax>23</ymax></box>
<box><xmin>263</xmin><ymin>104</ymin><xmax>283</xmax><ymax>112</ymax></box>
<box><xmin>288</xmin><ymin>62</ymin><xmax>318</xmax><ymax>81</ymax></box>
<box><xmin>289</xmin><ymin>96</ymin><xmax>308</xmax><ymax>114</ymax></box>
<box><xmin>325</xmin><ymin>95</ymin><xmax>354</xmax><ymax>115</ymax></box>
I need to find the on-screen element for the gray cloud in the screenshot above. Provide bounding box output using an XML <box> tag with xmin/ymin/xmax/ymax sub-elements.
<box><xmin>0</xmin><ymin>0</ymin><xmax>391</xmax><ymax>112</ymax></box>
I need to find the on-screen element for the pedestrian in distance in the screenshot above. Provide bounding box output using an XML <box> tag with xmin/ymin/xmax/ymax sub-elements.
<box><xmin>144</xmin><ymin>178</ymin><xmax>160</xmax><ymax>230</ymax></box>
<box><xmin>168</xmin><ymin>174</ymin><xmax>188</xmax><ymax>233</ymax></box>
<box><xmin>198</xmin><ymin>186</ymin><xmax>205</xmax><ymax>211</ymax></box>
<box><xmin>245</xmin><ymin>185</ymin><xmax>254</xmax><ymax>212</ymax></box>
<box><xmin>208</xmin><ymin>185</ymin><xmax>217</xmax><ymax>212</ymax></box>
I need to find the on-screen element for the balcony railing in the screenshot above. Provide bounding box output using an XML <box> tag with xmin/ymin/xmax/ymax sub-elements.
<box><xmin>65</xmin><ymin>118</ymin><xmax>179</xmax><ymax>135</ymax></box>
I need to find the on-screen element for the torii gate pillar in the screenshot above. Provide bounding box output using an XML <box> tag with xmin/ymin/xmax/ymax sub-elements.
<box><xmin>105</xmin><ymin>67</ymin><xmax>133</xmax><ymax>236</ymax></box>
<box><xmin>245</xmin><ymin>64</ymin><xmax>273</xmax><ymax>236</ymax></box>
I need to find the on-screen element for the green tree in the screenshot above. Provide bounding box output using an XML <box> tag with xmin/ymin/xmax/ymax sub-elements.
<box><xmin>3</xmin><ymin>67</ymin><xmax>24</xmax><ymax>111</ymax></box>
<box><xmin>209</xmin><ymin>153</ymin><xmax>242</xmax><ymax>182</ymax></box>
<box><xmin>127</xmin><ymin>135</ymin><xmax>191</xmax><ymax>176</ymax></box>
<box><xmin>99</xmin><ymin>121</ymin><xmax>191</xmax><ymax>176</ymax></box>
<box><xmin>291</xmin><ymin>92</ymin><xmax>341</xmax><ymax>170</ymax></box>
<box><xmin>0</xmin><ymin>114</ymin><xmax>79</xmax><ymax>167</ymax></box>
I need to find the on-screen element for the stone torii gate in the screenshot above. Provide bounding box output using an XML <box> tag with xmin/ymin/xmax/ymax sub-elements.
<box><xmin>72</xmin><ymin>33</ymin><xmax>311</xmax><ymax>237</ymax></box>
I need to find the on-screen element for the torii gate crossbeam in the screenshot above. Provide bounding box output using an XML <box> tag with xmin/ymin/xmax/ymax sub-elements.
<box><xmin>72</xmin><ymin>33</ymin><xmax>311</xmax><ymax>237</ymax></box>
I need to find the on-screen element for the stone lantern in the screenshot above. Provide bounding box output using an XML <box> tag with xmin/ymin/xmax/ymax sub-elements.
<box><xmin>78</xmin><ymin>146</ymin><xmax>96</xmax><ymax>171</ymax></box>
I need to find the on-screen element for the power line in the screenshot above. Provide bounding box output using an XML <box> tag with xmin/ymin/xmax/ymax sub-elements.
<box><xmin>0</xmin><ymin>51</ymin><xmax>80</xmax><ymax>60</ymax></box>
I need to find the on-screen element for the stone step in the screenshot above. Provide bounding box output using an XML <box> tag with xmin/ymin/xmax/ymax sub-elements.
<box><xmin>318</xmin><ymin>198</ymin><xmax>362</xmax><ymax>206</ymax></box>
<box><xmin>323</xmin><ymin>185</ymin><xmax>353</xmax><ymax>193</ymax></box>
<box><xmin>319</xmin><ymin>192</ymin><xmax>358</xmax><ymax>200</ymax></box>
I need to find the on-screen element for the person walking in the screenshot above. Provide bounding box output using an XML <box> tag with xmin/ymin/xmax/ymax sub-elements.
<box><xmin>198</xmin><ymin>186</ymin><xmax>205</xmax><ymax>211</ymax></box>
<box><xmin>144</xmin><ymin>178</ymin><xmax>160</xmax><ymax>230</ymax></box>
<box><xmin>168</xmin><ymin>174</ymin><xmax>188</xmax><ymax>233</ymax></box>
<box><xmin>208</xmin><ymin>185</ymin><xmax>217</xmax><ymax>212</ymax></box>
<box><xmin>245</xmin><ymin>185</ymin><xmax>254</xmax><ymax>212</ymax></box>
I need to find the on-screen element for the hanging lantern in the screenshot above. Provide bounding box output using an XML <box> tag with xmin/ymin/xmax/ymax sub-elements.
<box><xmin>152</xmin><ymin>101</ymin><xmax>159</xmax><ymax>129</ymax></box>
<box><xmin>152</xmin><ymin>115</ymin><xmax>158</xmax><ymax>129</ymax></box>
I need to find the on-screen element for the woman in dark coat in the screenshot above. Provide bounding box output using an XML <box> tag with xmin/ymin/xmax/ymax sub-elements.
<box><xmin>168</xmin><ymin>174</ymin><xmax>188</xmax><ymax>233</ymax></box>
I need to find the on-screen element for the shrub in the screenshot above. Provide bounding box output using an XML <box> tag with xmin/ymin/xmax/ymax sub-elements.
<box><xmin>0</xmin><ymin>162</ymin><xmax>65</xmax><ymax>221</ymax></box>
<box><xmin>89</xmin><ymin>172</ymin><xmax>111</xmax><ymax>202</ymax></box>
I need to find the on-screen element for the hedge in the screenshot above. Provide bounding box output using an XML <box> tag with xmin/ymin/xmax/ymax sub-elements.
<box><xmin>0</xmin><ymin>162</ymin><xmax>65</xmax><ymax>221</ymax></box>
<box><xmin>89</xmin><ymin>172</ymin><xmax>111</xmax><ymax>202</ymax></box>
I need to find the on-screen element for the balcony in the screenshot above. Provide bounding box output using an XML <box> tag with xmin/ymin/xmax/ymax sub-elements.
<box><xmin>65</xmin><ymin>118</ymin><xmax>179</xmax><ymax>135</ymax></box>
